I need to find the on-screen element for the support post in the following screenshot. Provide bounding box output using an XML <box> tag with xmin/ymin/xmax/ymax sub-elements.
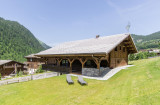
<box><xmin>82</xmin><ymin>63</ymin><xmax>84</xmax><ymax>68</ymax></box>
<box><xmin>92</xmin><ymin>57</ymin><xmax>101</xmax><ymax>76</ymax></box>
<box><xmin>56</xmin><ymin>58</ymin><xmax>62</xmax><ymax>66</ymax></box>
<box><xmin>68</xmin><ymin>59</ymin><xmax>74</xmax><ymax>73</ymax></box>
<box><xmin>15</xmin><ymin>63</ymin><xmax>17</xmax><ymax>74</ymax></box>
<box><xmin>79</xmin><ymin>58</ymin><xmax>88</xmax><ymax>69</ymax></box>
<box><xmin>69</xmin><ymin>63</ymin><xmax>72</xmax><ymax>73</ymax></box>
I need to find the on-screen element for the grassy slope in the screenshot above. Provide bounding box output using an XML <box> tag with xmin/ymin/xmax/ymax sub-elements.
<box><xmin>0</xmin><ymin>57</ymin><xmax>160</xmax><ymax>105</ymax></box>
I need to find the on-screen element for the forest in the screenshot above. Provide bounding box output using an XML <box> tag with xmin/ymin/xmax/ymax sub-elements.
<box><xmin>0</xmin><ymin>17</ymin><xmax>50</xmax><ymax>62</ymax></box>
<box><xmin>131</xmin><ymin>31</ymin><xmax>160</xmax><ymax>50</ymax></box>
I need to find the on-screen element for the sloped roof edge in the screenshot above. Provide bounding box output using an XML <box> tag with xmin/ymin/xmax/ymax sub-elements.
<box><xmin>35</xmin><ymin>33</ymin><xmax>137</xmax><ymax>56</ymax></box>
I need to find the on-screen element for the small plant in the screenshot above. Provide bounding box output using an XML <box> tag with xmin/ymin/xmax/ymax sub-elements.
<box><xmin>0</xmin><ymin>73</ymin><xmax>1</xmax><ymax>80</ymax></box>
<box><xmin>18</xmin><ymin>70</ymin><xmax>23</xmax><ymax>76</ymax></box>
<box><xmin>36</xmin><ymin>65</ymin><xmax>45</xmax><ymax>73</ymax></box>
<box><xmin>16</xmin><ymin>71</ymin><xmax>19</xmax><ymax>77</ymax></box>
<box><xmin>23</xmin><ymin>70</ymin><xmax>29</xmax><ymax>75</ymax></box>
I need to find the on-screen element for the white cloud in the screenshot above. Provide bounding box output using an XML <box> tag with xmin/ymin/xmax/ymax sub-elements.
<box><xmin>105</xmin><ymin>0</ymin><xmax>155</xmax><ymax>18</ymax></box>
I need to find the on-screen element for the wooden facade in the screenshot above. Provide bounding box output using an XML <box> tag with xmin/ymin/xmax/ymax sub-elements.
<box><xmin>109</xmin><ymin>41</ymin><xmax>128</xmax><ymax>68</ymax></box>
<box><xmin>42</xmin><ymin>41</ymin><xmax>127</xmax><ymax>72</ymax></box>
<box><xmin>0</xmin><ymin>60</ymin><xmax>24</xmax><ymax>77</ymax></box>
<box><xmin>25</xmin><ymin>54</ymin><xmax>45</xmax><ymax>70</ymax></box>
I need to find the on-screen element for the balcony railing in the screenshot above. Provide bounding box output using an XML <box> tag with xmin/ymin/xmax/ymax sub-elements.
<box><xmin>4</xmin><ymin>65</ymin><xmax>22</xmax><ymax>69</ymax></box>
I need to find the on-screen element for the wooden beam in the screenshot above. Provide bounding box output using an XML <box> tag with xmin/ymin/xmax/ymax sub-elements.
<box><xmin>36</xmin><ymin>54</ymin><xmax>106</xmax><ymax>57</ymax></box>
<box><xmin>56</xmin><ymin>58</ymin><xmax>62</xmax><ymax>66</ymax></box>
<box><xmin>92</xmin><ymin>57</ymin><xmax>101</xmax><ymax>69</ymax></box>
<box><xmin>67</xmin><ymin>58</ymin><xmax>75</xmax><ymax>73</ymax></box>
<box><xmin>78</xmin><ymin>58</ymin><xmax>88</xmax><ymax>68</ymax></box>
<box><xmin>14</xmin><ymin>63</ymin><xmax>17</xmax><ymax>74</ymax></box>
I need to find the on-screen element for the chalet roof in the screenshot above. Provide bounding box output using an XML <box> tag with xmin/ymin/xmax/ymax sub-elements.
<box><xmin>0</xmin><ymin>60</ymin><xmax>12</xmax><ymax>65</ymax></box>
<box><xmin>36</xmin><ymin>33</ymin><xmax>137</xmax><ymax>56</ymax></box>
<box><xmin>25</xmin><ymin>54</ymin><xmax>40</xmax><ymax>58</ymax></box>
<box><xmin>0</xmin><ymin>60</ymin><xmax>24</xmax><ymax>66</ymax></box>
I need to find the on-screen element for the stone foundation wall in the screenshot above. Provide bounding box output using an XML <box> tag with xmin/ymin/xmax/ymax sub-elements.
<box><xmin>82</xmin><ymin>67</ymin><xmax>110</xmax><ymax>77</ymax></box>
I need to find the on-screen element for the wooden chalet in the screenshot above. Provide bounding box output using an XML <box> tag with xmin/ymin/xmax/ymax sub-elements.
<box><xmin>0</xmin><ymin>60</ymin><xmax>24</xmax><ymax>77</ymax></box>
<box><xmin>25</xmin><ymin>54</ymin><xmax>45</xmax><ymax>70</ymax></box>
<box><xmin>35</xmin><ymin>34</ymin><xmax>137</xmax><ymax>77</ymax></box>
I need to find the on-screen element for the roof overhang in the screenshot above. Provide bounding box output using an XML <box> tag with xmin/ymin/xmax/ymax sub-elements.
<box><xmin>124</xmin><ymin>34</ymin><xmax>138</xmax><ymax>54</ymax></box>
<box><xmin>0</xmin><ymin>60</ymin><xmax>24</xmax><ymax>66</ymax></box>
<box><xmin>35</xmin><ymin>52</ymin><xmax>107</xmax><ymax>57</ymax></box>
<box><xmin>103</xmin><ymin>34</ymin><xmax>137</xmax><ymax>54</ymax></box>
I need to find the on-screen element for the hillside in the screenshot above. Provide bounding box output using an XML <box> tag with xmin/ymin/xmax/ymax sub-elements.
<box><xmin>0</xmin><ymin>17</ymin><xmax>50</xmax><ymax>62</ymax></box>
<box><xmin>131</xmin><ymin>31</ymin><xmax>160</xmax><ymax>50</ymax></box>
<box><xmin>38</xmin><ymin>40</ymin><xmax>51</xmax><ymax>49</ymax></box>
<box><xmin>0</xmin><ymin>57</ymin><xmax>160</xmax><ymax>104</ymax></box>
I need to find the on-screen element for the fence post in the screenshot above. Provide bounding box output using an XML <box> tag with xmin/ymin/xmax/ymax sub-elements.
<box><xmin>31</xmin><ymin>74</ymin><xmax>33</xmax><ymax>80</ymax></box>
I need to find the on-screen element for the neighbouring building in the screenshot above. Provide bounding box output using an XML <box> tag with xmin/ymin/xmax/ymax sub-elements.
<box><xmin>35</xmin><ymin>33</ymin><xmax>137</xmax><ymax>77</ymax></box>
<box><xmin>148</xmin><ymin>49</ymin><xmax>160</xmax><ymax>56</ymax></box>
<box><xmin>25</xmin><ymin>54</ymin><xmax>45</xmax><ymax>73</ymax></box>
<box><xmin>0</xmin><ymin>60</ymin><xmax>24</xmax><ymax>77</ymax></box>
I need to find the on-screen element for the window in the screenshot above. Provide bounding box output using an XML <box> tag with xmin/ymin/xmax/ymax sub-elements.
<box><xmin>123</xmin><ymin>47</ymin><xmax>125</xmax><ymax>52</ymax></box>
<box><xmin>120</xmin><ymin>46</ymin><xmax>121</xmax><ymax>50</ymax></box>
<box><xmin>62</xmin><ymin>60</ymin><xmax>65</xmax><ymax>64</ymax></box>
<box><xmin>115</xmin><ymin>47</ymin><xmax>117</xmax><ymax>51</ymax></box>
<box><xmin>61</xmin><ymin>60</ymin><xmax>69</xmax><ymax>67</ymax></box>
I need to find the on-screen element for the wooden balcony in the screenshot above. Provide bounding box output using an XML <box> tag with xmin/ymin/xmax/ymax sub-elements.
<box><xmin>4</xmin><ymin>65</ymin><xmax>22</xmax><ymax>69</ymax></box>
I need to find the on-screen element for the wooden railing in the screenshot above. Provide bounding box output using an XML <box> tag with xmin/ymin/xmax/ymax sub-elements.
<box><xmin>42</xmin><ymin>64</ymin><xmax>70</xmax><ymax>73</ymax></box>
<box><xmin>4</xmin><ymin>65</ymin><xmax>22</xmax><ymax>68</ymax></box>
<box><xmin>0</xmin><ymin>72</ymin><xmax>58</xmax><ymax>86</ymax></box>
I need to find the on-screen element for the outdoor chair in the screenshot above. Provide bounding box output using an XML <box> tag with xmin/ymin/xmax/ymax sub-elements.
<box><xmin>66</xmin><ymin>74</ymin><xmax>74</xmax><ymax>84</ymax></box>
<box><xmin>77</xmin><ymin>75</ymin><xmax>87</xmax><ymax>85</ymax></box>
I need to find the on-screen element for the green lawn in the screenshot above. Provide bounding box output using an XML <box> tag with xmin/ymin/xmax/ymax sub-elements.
<box><xmin>0</xmin><ymin>57</ymin><xmax>160</xmax><ymax>105</ymax></box>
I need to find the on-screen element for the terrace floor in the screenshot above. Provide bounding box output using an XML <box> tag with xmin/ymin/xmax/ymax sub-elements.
<box><xmin>71</xmin><ymin>71</ymin><xmax>82</xmax><ymax>75</ymax></box>
<box><xmin>69</xmin><ymin>65</ymin><xmax>133</xmax><ymax>80</ymax></box>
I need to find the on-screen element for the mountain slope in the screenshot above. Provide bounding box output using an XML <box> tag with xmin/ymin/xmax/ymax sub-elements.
<box><xmin>131</xmin><ymin>31</ymin><xmax>160</xmax><ymax>50</ymax></box>
<box><xmin>0</xmin><ymin>17</ymin><xmax>50</xmax><ymax>62</ymax></box>
<box><xmin>38</xmin><ymin>40</ymin><xmax>51</xmax><ymax>49</ymax></box>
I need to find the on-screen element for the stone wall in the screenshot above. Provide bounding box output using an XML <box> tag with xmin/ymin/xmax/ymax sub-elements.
<box><xmin>82</xmin><ymin>67</ymin><xmax>110</xmax><ymax>77</ymax></box>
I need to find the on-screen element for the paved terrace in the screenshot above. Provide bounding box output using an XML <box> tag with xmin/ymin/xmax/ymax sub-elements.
<box><xmin>69</xmin><ymin>65</ymin><xmax>133</xmax><ymax>80</ymax></box>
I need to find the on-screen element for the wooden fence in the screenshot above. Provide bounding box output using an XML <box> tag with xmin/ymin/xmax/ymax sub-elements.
<box><xmin>0</xmin><ymin>72</ymin><xmax>58</xmax><ymax>86</ymax></box>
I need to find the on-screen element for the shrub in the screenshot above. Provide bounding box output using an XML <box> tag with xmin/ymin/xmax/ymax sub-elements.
<box><xmin>36</xmin><ymin>65</ymin><xmax>45</xmax><ymax>73</ymax></box>
<box><xmin>0</xmin><ymin>73</ymin><xmax>1</xmax><ymax>80</ymax></box>
<box><xmin>23</xmin><ymin>70</ymin><xmax>29</xmax><ymax>75</ymax></box>
<box><xmin>16</xmin><ymin>71</ymin><xmax>19</xmax><ymax>77</ymax></box>
<box><xmin>129</xmin><ymin>51</ymin><xmax>157</xmax><ymax>61</ymax></box>
<box><xmin>18</xmin><ymin>70</ymin><xmax>23</xmax><ymax>76</ymax></box>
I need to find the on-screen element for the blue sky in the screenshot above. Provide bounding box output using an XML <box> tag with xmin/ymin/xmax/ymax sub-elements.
<box><xmin>0</xmin><ymin>0</ymin><xmax>160</xmax><ymax>46</ymax></box>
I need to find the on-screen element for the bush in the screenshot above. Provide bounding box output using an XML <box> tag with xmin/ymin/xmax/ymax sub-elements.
<box><xmin>16</xmin><ymin>71</ymin><xmax>19</xmax><ymax>77</ymax></box>
<box><xmin>18</xmin><ymin>70</ymin><xmax>23</xmax><ymax>76</ymax></box>
<box><xmin>0</xmin><ymin>73</ymin><xmax>1</xmax><ymax>80</ymax></box>
<box><xmin>129</xmin><ymin>51</ymin><xmax>157</xmax><ymax>61</ymax></box>
<box><xmin>23</xmin><ymin>70</ymin><xmax>29</xmax><ymax>75</ymax></box>
<box><xmin>16</xmin><ymin>70</ymin><xmax>23</xmax><ymax>77</ymax></box>
<box><xmin>36</xmin><ymin>65</ymin><xmax>45</xmax><ymax>73</ymax></box>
